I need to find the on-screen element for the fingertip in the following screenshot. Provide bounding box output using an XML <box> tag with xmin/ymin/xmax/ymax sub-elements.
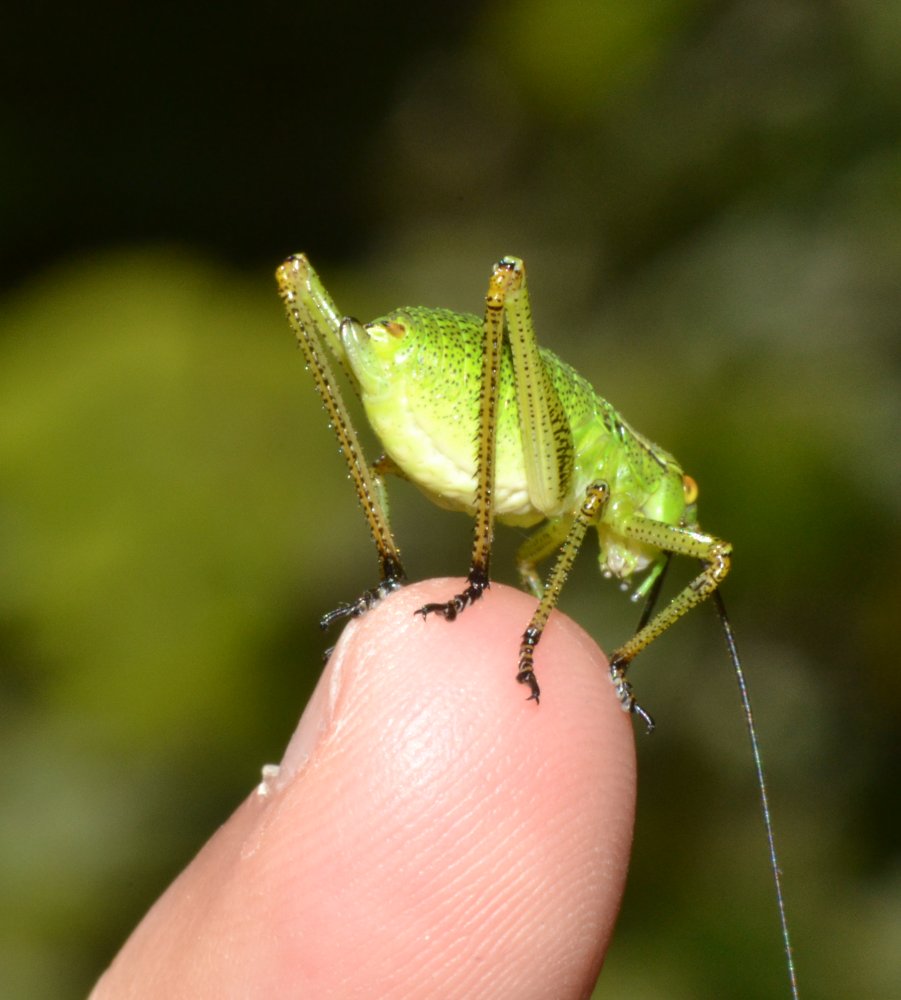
<box><xmin>271</xmin><ymin>579</ymin><xmax>636</xmax><ymax>996</ymax></box>
<box><xmin>94</xmin><ymin>580</ymin><xmax>637</xmax><ymax>999</ymax></box>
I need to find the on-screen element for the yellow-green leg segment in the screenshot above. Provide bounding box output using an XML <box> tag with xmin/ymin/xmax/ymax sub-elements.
<box><xmin>276</xmin><ymin>255</ymin><xmax>406</xmax><ymax>627</ymax></box>
<box><xmin>416</xmin><ymin>258</ymin><xmax>525</xmax><ymax>620</ymax></box>
<box><xmin>516</xmin><ymin>481</ymin><xmax>610</xmax><ymax>702</ymax></box>
<box><xmin>608</xmin><ymin>518</ymin><xmax>732</xmax><ymax>730</ymax></box>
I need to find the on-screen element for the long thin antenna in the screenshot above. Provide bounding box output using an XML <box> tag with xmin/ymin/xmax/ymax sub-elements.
<box><xmin>712</xmin><ymin>589</ymin><xmax>799</xmax><ymax>999</ymax></box>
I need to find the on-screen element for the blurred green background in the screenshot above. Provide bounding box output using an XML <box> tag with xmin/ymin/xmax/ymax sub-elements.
<box><xmin>2</xmin><ymin>2</ymin><xmax>899</xmax><ymax>997</ymax></box>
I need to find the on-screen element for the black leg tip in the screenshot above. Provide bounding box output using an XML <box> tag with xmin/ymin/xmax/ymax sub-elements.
<box><xmin>414</xmin><ymin>601</ymin><xmax>456</xmax><ymax>621</ymax></box>
<box><xmin>517</xmin><ymin>670</ymin><xmax>541</xmax><ymax>705</ymax></box>
<box><xmin>414</xmin><ymin>577</ymin><xmax>488</xmax><ymax>623</ymax></box>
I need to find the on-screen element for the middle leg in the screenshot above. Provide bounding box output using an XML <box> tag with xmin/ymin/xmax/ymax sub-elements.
<box><xmin>516</xmin><ymin>482</ymin><xmax>610</xmax><ymax>702</ymax></box>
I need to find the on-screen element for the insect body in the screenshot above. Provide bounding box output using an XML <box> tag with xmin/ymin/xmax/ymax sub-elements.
<box><xmin>277</xmin><ymin>254</ymin><xmax>730</xmax><ymax>725</ymax></box>
<box><xmin>276</xmin><ymin>253</ymin><xmax>799</xmax><ymax>998</ymax></box>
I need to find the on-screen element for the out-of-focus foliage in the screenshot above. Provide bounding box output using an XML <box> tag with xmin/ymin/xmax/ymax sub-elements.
<box><xmin>2</xmin><ymin>1</ymin><xmax>899</xmax><ymax>997</ymax></box>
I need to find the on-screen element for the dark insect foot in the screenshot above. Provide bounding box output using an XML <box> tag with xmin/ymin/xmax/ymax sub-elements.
<box><xmin>516</xmin><ymin>625</ymin><xmax>541</xmax><ymax>704</ymax></box>
<box><xmin>516</xmin><ymin>668</ymin><xmax>541</xmax><ymax>704</ymax></box>
<box><xmin>415</xmin><ymin>597</ymin><xmax>463</xmax><ymax>621</ymax></box>
<box><xmin>320</xmin><ymin>577</ymin><xmax>404</xmax><ymax>631</ymax></box>
<box><xmin>609</xmin><ymin>655</ymin><xmax>655</xmax><ymax>734</ymax></box>
<box><xmin>414</xmin><ymin>575</ymin><xmax>489</xmax><ymax>621</ymax></box>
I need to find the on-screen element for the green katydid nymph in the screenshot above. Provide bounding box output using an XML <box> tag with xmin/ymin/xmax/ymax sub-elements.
<box><xmin>276</xmin><ymin>253</ymin><xmax>799</xmax><ymax>998</ymax></box>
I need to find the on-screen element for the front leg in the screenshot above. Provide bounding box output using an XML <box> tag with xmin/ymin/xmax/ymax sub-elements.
<box><xmin>320</xmin><ymin>563</ymin><xmax>406</xmax><ymax>630</ymax></box>
<box><xmin>320</xmin><ymin>456</ymin><xmax>407</xmax><ymax>630</ymax></box>
<box><xmin>277</xmin><ymin>255</ymin><xmax>407</xmax><ymax>629</ymax></box>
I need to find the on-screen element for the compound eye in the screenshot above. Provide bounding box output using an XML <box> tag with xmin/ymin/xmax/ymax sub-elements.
<box><xmin>682</xmin><ymin>474</ymin><xmax>698</xmax><ymax>504</ymax></box>
<box><xmin>384</xmin><ymin>320</ymin><xmax>407</xmax><ymax>339</ymax></box>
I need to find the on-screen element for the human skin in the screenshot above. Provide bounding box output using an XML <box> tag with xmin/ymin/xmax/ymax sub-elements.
<box><xmin>91</xmin><ymin>580</ymin><xmax>637</xmax><ymax>999</ymax></box>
